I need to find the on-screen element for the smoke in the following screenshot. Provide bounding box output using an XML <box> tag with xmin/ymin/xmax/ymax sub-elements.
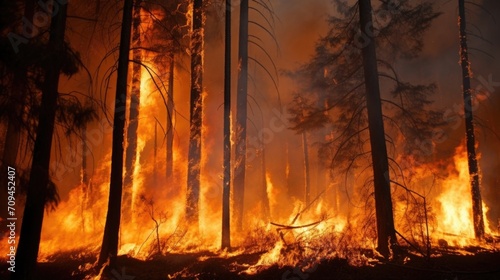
<box><xmin>7</xmin><ymin>0</ymin><xmax>497</xmax><ymax>259</ymax></box>
<box><xmin>273</xmin><ymin>0</ymin><xmax>500</xmax><ymax>229</ymax></box>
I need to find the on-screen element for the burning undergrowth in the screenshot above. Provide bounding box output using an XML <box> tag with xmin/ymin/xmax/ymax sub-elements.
<box><xmin>1</xmin><ymin>136</ymin><xmax>500</xmax><ymax>279</ymax></box>
<box><xmin>1</xmin><ymin>0</ymin><xmax>500</xmax><ymax>279</ymax></box>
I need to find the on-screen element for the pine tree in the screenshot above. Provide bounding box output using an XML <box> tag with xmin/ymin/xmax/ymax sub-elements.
<box><xmin>288</xmin><ymin>0</ymin><xmax>442</xmax><ymax>257</ymax></box>
<box><xmin>13</xmin><ymin>2</ymin><xmax>69</xmax><ymax>278</ymax></box>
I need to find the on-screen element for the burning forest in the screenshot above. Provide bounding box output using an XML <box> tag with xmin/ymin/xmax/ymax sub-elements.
<box><xmin>0</xmin><ymin>0</ymin><xmax>500</xmax><ymax>279</ymax></box>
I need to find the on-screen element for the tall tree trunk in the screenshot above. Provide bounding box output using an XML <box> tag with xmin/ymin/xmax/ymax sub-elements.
<box><xmin>358</xmin><ymin>0</ymin><xmax>396</xmax><ymax>258</ymax></box>
<box><xmin>123</xmin><ymin>0</ymin><xmax>142</xmax><ymax>219</ymax></box>
<box><xmin>458</xmin><ymin>0</ymin><xmax>484</xmax><ymax>239</ymax></box>
<box><xmin>166</xmin><ymin>53</ymin><xmax>174</xmax><ymax>180</ymax></box>
<box><xmin>186</xmin><ymin>0</ymin><xmax>204</xmax><ymax>225</ymax></box>
<box><xmin>97</xmin><ymin>0</ymin><xmax>134</xmax><ymax>270</ymax></box>
<box><xmin>302</xmin><ymin>132</ymin><xmax>310</xmax><ymax>206</ymax></box>
<box><xmin>0</xmin><ymin>0</ymin><xmax>36</xmax><ymax>237</ymax></box>
<box><xmin>233</xmin><ymin>0</ymin><xmax>249</xmax><ymax>231</ymax></box>
<box><xmin>12</xmin><ymin>2</ymin><xmax>68</xmax><ymax>279</ymax></box>
<box><xmin>221</xmin><ymin>0</ymin><xmax>231</xmax><ymax>249</ymax></box>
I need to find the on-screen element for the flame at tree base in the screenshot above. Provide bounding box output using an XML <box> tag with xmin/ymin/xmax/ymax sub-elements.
<box><xmin>434</xmin><ymin>144</ymin><xmax>494</xmax><ymax>247</ymax></box>
<box><xmin>0</xmin><ymin>118</ymin><xmax>498</xmax><ymax>275</ymax></box>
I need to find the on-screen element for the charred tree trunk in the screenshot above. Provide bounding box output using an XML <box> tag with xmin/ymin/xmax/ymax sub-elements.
<box><xmin>166</xmin><ymin>53</ymin><xmax>175</xmax><ymax>180</ymax></box>
<box><xmin>123</xmin><ymin>0</ymin><xmax>142</xmax><ymax>219</ymax></box>
<box><xmin>302</xmin><ymin>132</ymin><xmax>310</xmax><ymax>206</ymax></box>
<box><xmin>458</xmin><ymin>0</ymin><xmax>484</xmax><ymax>239</ymax></box>
<box><xmin>358</xmin><ymin>0</ymin><xmax>396</xmax><ymax>258</ymax></box>
<box><xmin>233</xmin><ymin>0</ymin><xmax>249</xmax><ymax>231</ymax></box>
<box><xmin>12</xmin><ymin>2</ymin><xmax>68</xmax><ymax>279</ymax></box>
<box><xmin>186</xmin><ymin>0</ymin><xmax>204</xmax><ymax>225</ymax></box>
<box><xmin>221</xmin><ymin>0</ymin><xmax>231</xmax><ymax>249</ymax></box>
<box><xmin>98</xmin><ymin>0</ymin><xmax>134</xmax><ymax>270</ymax></box>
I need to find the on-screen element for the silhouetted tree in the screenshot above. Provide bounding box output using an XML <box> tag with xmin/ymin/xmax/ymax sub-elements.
<box><xmin>358</xmin><ymin>0</ymin><xmax>396</xmax><ymax>257</ymax></box>
<box><xmin>233</xmin><ymin>0</ymin><xmax>249</xmax><ymax>232</ymax></box>
<box><xmin>1</xmin><ymin>1</ymin><xmax>94</xmax><ymax>244</ymax></box>
<box><xmin>126</xmin><ymin>0</ymin><xmax>189</xmax><ymax>186</ymax></box>
<box><xmin>288</xmin><ymin>0</ymin><xmax>442</xmax><ymax>257</ymax></box>
<box><xmin>98</xmin><ymin>0</ymin><xmax>134</xmax><ymax>271</ymax></box>
<box><xmin>458</xmin><ymin>0</ymin><xmax>485</xmax><ymax>239</ymax></box>
<box><xmin>152</xmin><ymin>0</ymin><xmax>189</xmax><ymax>182</ymax></box>
<box><xmin>123</xmin><ymin>0</ymin><xmax>142</xmax><ymax>219</ymax></box>
<box><xmin>13</xmin><ymin>1</ymin><xmax>70</xmax><ymax>278</ymax></box>
<box><xmin>222</xmin><ymin>0</ymin><xmax>231</xmax><ymax>250</ymax></box>
<box><xmin>232</xmin><ymin>0</ymin><xmax>279</xmax><ymax>229</ymax></box>
<box><xmin>0</xmin><ymin>0</ymin><xmax>36</xmax><ymax>232</ymax></box>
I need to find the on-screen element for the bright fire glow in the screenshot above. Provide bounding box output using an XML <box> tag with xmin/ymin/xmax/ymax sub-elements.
<box><xmin>434</xmin><ymin>144</ymin><xmax>492</xmax><ymax>247</ymax></box>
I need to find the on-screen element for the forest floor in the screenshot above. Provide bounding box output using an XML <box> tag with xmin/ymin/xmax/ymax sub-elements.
<box><xmin>1</xmin><ymin>246</ymin><xmax>500</xmax><ymax>279</ymax></box>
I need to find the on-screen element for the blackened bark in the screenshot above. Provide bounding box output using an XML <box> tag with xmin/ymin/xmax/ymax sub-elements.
<box><xmin>358</xmin><ymin>0</ymin><xmax>396</xmax><ymax>258</ymax></box>
<box><xmin>98</xmin><ymin>0</ymin><xmax>134</xmax><ymax>270</ymax></box>
<box><xmin>233</xmin><ymin>0</ymin><xmax>248</xmax><ymax>231</ymax></box>
<box><xmin>458</xmin><ymin>0</ymin><xmax>484</xmax><ymax>239</ymax></box>
<box><xmin>186</xmin><ymin>0</ymin><xmax>204</xmax><ymax>225</ymax></box>
<box><xmin>222</xmin><ymin>0</ymin><xmax>231</xmax><ymax>249</ymax></box>
<box><xmin>123</xmin><ymin>0</ymin><xmax>142</xmax><ymax>218</ymax></box>
<box><xmin>12</xmin><ymin>2</ymin><xmax>68</xmax><ymax>279</ymax></box>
